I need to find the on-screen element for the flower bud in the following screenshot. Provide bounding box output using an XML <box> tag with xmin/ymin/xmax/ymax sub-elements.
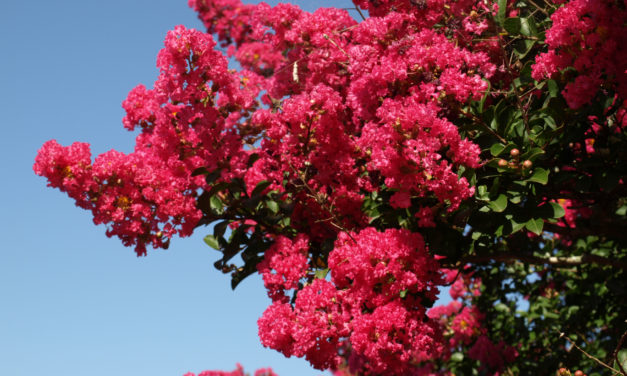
<box><xmin>522</xmin><ymin>160</ymin><xmax>533</xmax><ymax>169</ymax></box>
<box><xmin>510</xmin><ymin>148</ymin><xmax>520</xmax><ymax>157</ymax></box>
<box><xmin>498</xmin><ymin>159</ymin><xmax>508</xmax><ymax>167</ymax></box>
<box><xmin>557</xmin><ymin>368</ymin><xmax>571</xmax><ymax>376</ymax></box>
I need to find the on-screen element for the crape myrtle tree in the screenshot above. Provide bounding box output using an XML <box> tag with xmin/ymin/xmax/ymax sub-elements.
<box><xmin>33</xmin><ymin>0</ymin><xmax>627</xmax><ymax>375</ymax></box>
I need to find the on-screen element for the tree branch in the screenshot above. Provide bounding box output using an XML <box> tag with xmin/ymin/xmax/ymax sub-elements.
<box><xmin>559</xmin><ymin>332</ymin><xmax>620</xmax><ymax>374</ymax></box>
<box><xmin>614</xmin><ymin>325</ymin><xmax>627</xmax><ymax>376</ymax></box>
<box><xmin>544</xmin><ymin>222</ymin><xmax>627</xmax><ymax>243</ymax></box>
<box><xmin>450</xmin><ymin>252</ymin><xmax>627</xmax><ymax>270</ymax></box>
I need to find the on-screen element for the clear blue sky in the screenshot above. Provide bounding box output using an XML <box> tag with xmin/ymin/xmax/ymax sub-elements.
<box><xmin>0</xmin><ymin>1</ymin><xmax>444</xmax><ymax>376</ymax></box>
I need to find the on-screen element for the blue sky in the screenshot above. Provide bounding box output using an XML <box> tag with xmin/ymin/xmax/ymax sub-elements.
<box><xmin>0</xmin><ymin>1</ymin><xmax>361</xmax><ymax>375</ymax></box>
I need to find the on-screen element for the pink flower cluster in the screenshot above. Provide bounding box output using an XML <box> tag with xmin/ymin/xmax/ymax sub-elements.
<box><xmin>183</xmin><ymin>364</ymin><xmax>277</xmax><ymax>376</ymax></box>
<box><xmin>37</xmin><ymin>0</ymin><xmax>494</xmax><ymax>251</ymax></box>
<box><xmin>531</xmin><ymin>0</ymin><xmax>627</xmax><ymax>109</ymax></box>
<box><xmin>33</xmin><ymin>140</ymin><xmax>202</xmax><ymax>255</ymax></box>
<box><xmin>257</xmin><ymin>228</ymin><xmax>442</xmax><ymax>375</ymax></box>
<box><xmin>425</xmin><ymin>269</ymin><xmax>518</xmax><ymax>374</ymax></box>
<box><xmin>352</xmin><ymin>0</ymin><xmax>484</xmax><ymax>26</ymax></box>
<box><xmin>36</xmin><ymin>0</ymin><xmax>504</xmax><ymax>372</ymax></box>
<box><xmin>256</xmin><ymin>234</ymin><xmax>310</xmax><ymax>302</ymax></box>
<box><xmin>468</xmin><ymin>335</ymin><xmax>519</xmax><ymax>372</ymax></box>
<box><xmin>34</xmin><ymin>26</ymin><xmax>260</xmax><ymax>255</ymax></box>
<box><xmin>188</xmin><ymin>0</ymin><xmax>493</xmax><ymax>240</ymax></box>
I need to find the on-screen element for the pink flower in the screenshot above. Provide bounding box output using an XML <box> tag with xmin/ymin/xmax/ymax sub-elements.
<box><xmin>531</xmin><ymin>0</ymin><xmax>627</xmax><ymax>109</ymax></box>
<box><xmin>257</xmin><ymin>234</ymin><xmax>310</xmax><ymax>302</ymax></box>
<box><xmin>390</xmin><ymin>191</ymin><xmax>411</xmax><ymax>209</ymax></box>
<box><xmin>468</xmin><ymin>335</ymin><xmax>519</xmax><ymax>372</ymax></box>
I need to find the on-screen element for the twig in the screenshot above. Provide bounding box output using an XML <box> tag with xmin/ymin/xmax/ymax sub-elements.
<box><xmin>354</xmin><ymin>6</ymin><xmax>366</xmax><ymax>21</ymax></box>
<box><xmin>274</xmin><ymin>55</ymin><xmax>308</xmax><ymax>76</ymax></box>
<box><xmin>613</xmin><ymin>324</ymin><xmax>627</xmax><ymax>376</ymax></box>
<box><xmin>499</xmin><ymin>33</ymin><xmax>535</xmax><ymax>147</ymax></box>
<box><xmin>458</xmin><ymin>108</ymin><xmax>508</xmax><ymax>144</ymax></box>
<box><xmin>341</xmin><ymin>7</ymin><xmax>367</xmax><ymax>21</ymax></box>
<box><xmin>451</xmin><ymin>252</ymin><xmax>627</xmax><ymax>270</ymax></box>
<box><xmin>441</xmin><ymin>268</ymin><xmax>463</xmax><ymax>287</ymax></box>
<box><xmin>527</xmin><ymin>0</ymin><xmax>550</xmax><ymax>16</ymax></box>
<box><xmin>544</xmin><ymin>222</ymin><xmax>627</xmax><ymax>244</ymax></box>
<box><xmin>286</xmin><ymin>162</ymin><xmax>357</xmax><ymax>244</ymax></box>
<box><xmin>559</xmin><ymin>332</ymin><xmax>620</xmax><ymax>374</ymax></box>
<box><xmin>338</xmin><ymin>24</ymin><xmax>359</xmax><ymax>34</ymax></box>
<box><xmin>323</xmin><ymin>34</ymin><xmax>350</xmax><ymax>58</ymax></box>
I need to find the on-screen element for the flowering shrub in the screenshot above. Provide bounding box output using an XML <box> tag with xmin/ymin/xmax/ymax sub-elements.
<box><xmin>35</xmin><ymin>0</ymin><xmax>627</xmax><ymax>375</ymax></box>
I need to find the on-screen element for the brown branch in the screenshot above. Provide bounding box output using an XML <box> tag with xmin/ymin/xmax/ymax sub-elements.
<box><xmin>286</xmin><ymin>162</ymin><xmax>357</xmax><ymax>243</ymax></box>
<box><xmin>544</xmin><ymin>222</ymin><xmax>627</xmax><ymax>243</ymax></box>
<box><xmin>500</xmin><ymin>33</ymin><xmax>536</xmax><ymax>147</ymax></box>
<box><xmin>451</xmin><ymin>252</ymin><xmax>627</xmax><ymax>270</ymax></box>
<box><xmin>559</xmin><ymin>332</ymin><xmax>620</xmax><ymax>374</ymax></box>
<box><xmin>614</xmin><ymin>324</ymin><xmax>627</xmax><ymax>376</ymax></box>
<box><xmin>458</xmin><ymin>108</ymin><xmax>508</xmax><ymax>144</ymax></box>
<box><xmin>323</xmin><ymin>34</ymin><xmax>350</xmax><ymax>58</ymax></box>
<box><xmin>341</xmin><ymin>7</ymin><xmax>366</xmax><ymax>21</ymax></box>
<box><xmin>527</xmin><ymin>0</ymin><xmax>550</xmax><ymax>16</ymax></box>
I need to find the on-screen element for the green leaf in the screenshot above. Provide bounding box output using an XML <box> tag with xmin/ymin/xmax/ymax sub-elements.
<box><xmin>542</xmin><ymin>307</ymin><xmax>559</xmax><ymax>319</ymax></box>
<box><xmin>451</xmin><ymin>352</ymin><xmax>464</xmax><ymax>362</ymax></box>
<box><xmin>490</xmin><ymin>143</ymin><xmax>506</xmax><ymax>156</ymax></box>
<box><xmin>314</xmin><ymin>268</ymin><xmax>329</xmax><ymax>279</ymax></box>
<box><xmin>514</xmin><ymin>39</ymin><xmax>536</xmax><ymax>58</ymax></box>
<box><xmin>503</xmin><ymin>17</ymin><xmax>521</xmax><ymax>34</ymax></box>
<box><xmin>547</xmin><ymin>79</ymin><xmax>559</xmax><ymax>98</ymax></box>
<box><xmin>247</xmin><ymin>153</ymin><xmax>260</xmax><ymax>168</ymax></box>
<box><xmin>566</xmin><ymin>305</ymin><xmax>579</xmax><ymax>319</ymax></box>
<box><xmin>266</xmin><ymin>200</ymin><xmax>280</xmax><ymax>214</ymax></box>
<box><xmin>205</xmin><ymin>170</ymin><xmax>222</xmax><ymax>185</ymax></box>
<box><xmin>251</xmin><ymin>180</ymin><xmax>272</xmax><ymax>198</ymax></box>
<box><xmin>525</xmin><ymin>218</ymin><xmax>544</xmax><ymax>235</ymax></box>
<box><xmin>521</xmin><ymin>147</ymin><xmax>545</xmax><ymax>162</ymax></box>
<box><xmin>279</xmin><ymin>217</ymin><xmax>291</xmax><ymax>227</ymax></box>
<box><xmin>214</xmin><ymin>221</ymin><xmax>229</xmax><ymax>239</ymax></box>
<box><xmin>210</xmin><ymin>194</ymin><xmax>224</xmax><ymax>214</ymax></box>
<box><xmin>617</xmin><ymin>349</ymin><xmax>627</xmax><ymax>373</ymax></box>
<box><xmin>479</xmin><ymin>79</ymin><xmax>491</xmax><ymax>113</ymax></box>
<box><xmin>489</xmin><ymin>194</ymin><xmax>508</xmax><ymax>213</ymax></box>
<box><xmin>497</xmin><ymin>0</ymin><xmax>507</xmax><ymax>25</ymax></box>
<box><xmin>518</xmin><ymin>17</ymin><xmax>535</xmax><ymax>37</ymax></box>
<box><xmin>477</xmin><ymin>185</ymin><xmax>489</xmax><ymax>201</ymax></box>
<box><xmin>509</xmin><ymin>219</ymin><xmax>526</xmax><ymax>233</ymax></box>
<box><xmin>243</xmin><ymin>195</ymin><xmax>263</xmax><ymax>211</ymax></box>
<box><xmin>527</xmin><ymin>168</ymin><xmax>549</xmax><ymax>185</ymax></box>
<box><xmin>191</xmin><ymin>167</ymin><xmax>207</xmax><ymax>177</ymax></box>
<box><xmin>399</xmin><ymin>289</ymin><xmax>408</xmax><ymax>298</ymax></box>
<box><xmin>204</xmin><ymin>235</ymin><xmax>220</xmax><ymax>250</ymax></box>
<box><xmin>521</xmin><ymin>16</ymin><xmax>538</xmax><ymax>37</ymax></box>
<box><xmin>207</xmin><ymin>181</ymin><xmax>229</xmax><ymax>196</ymax></box>
<box><xmin>549</xmin><ymin>202</ymin><xmax>565</xmax><ymax>219</ymax></box>
<box><xmin>537</xmin><ymin>201</ymin><xmax>565</xmax><ymax>219</ymax></box>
